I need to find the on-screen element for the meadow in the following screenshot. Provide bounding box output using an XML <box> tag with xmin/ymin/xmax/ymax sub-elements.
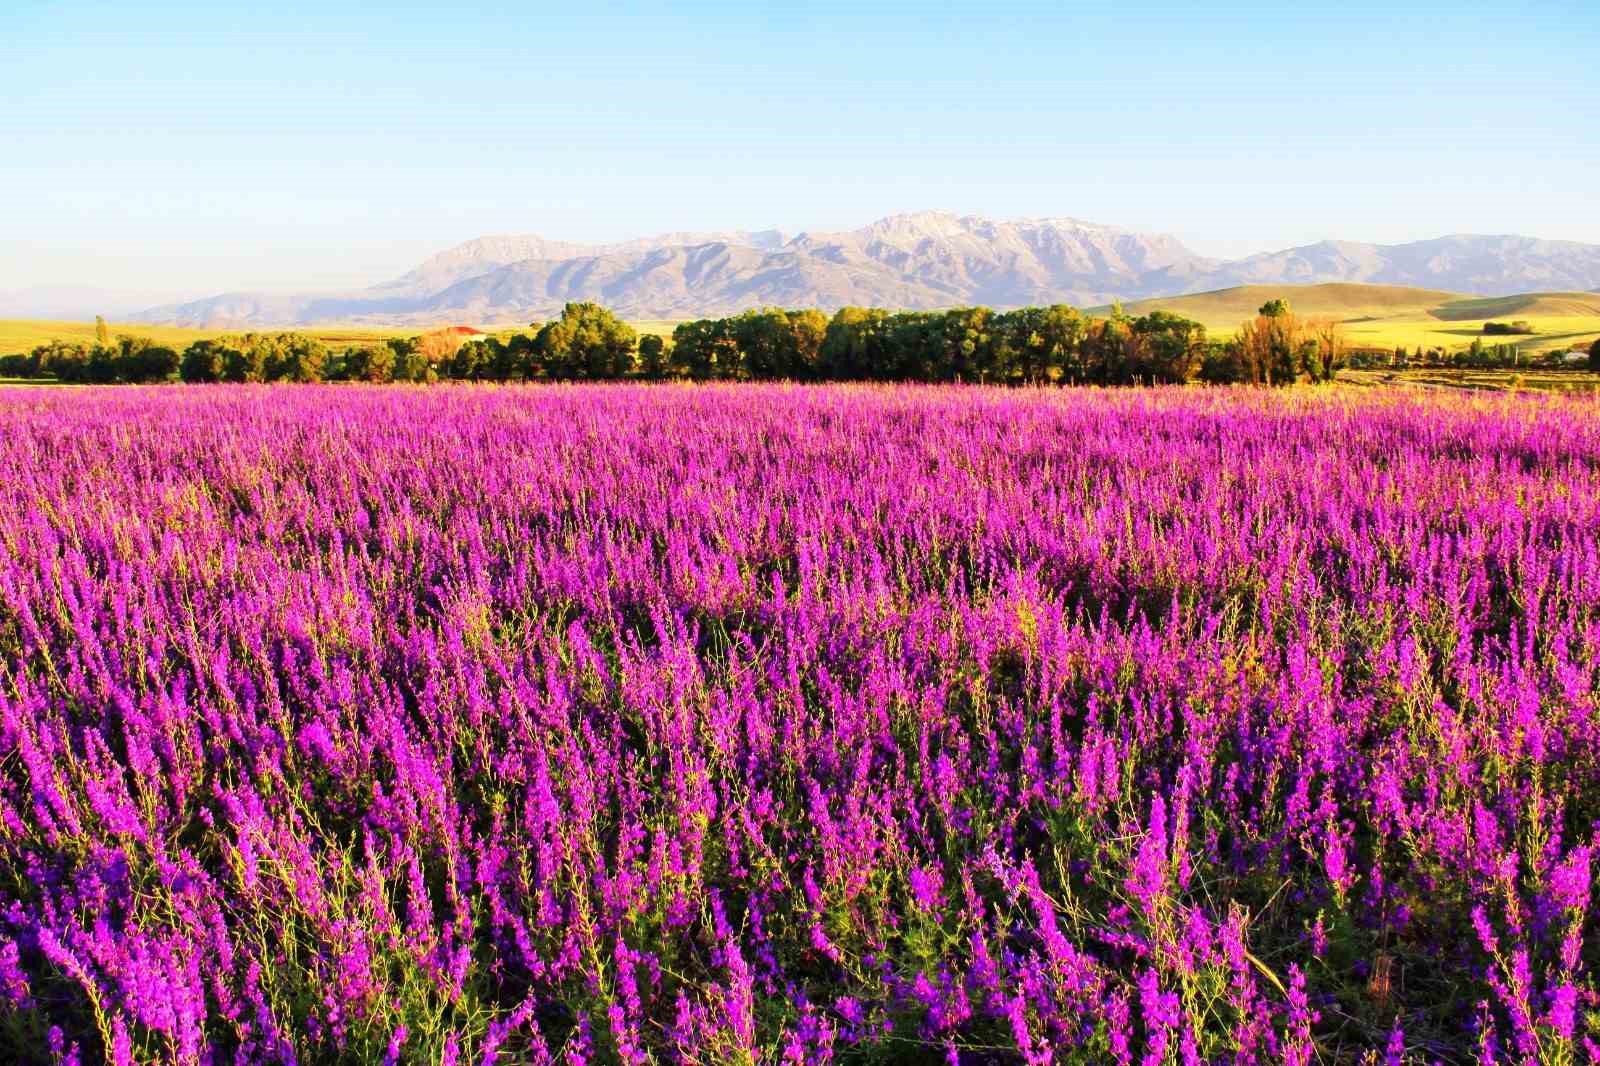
<box><xmin>0</xmin><ymin>384</ymin><xmax>1597</xmax><ymax>1064</ymax></box>
<box><xmin>1107</xmin><ymin>285</ymin><xmax>1600</xmax><ymax>358</ymax></box>
<box><xmin>1341</xmin><ymin>367</ymin><xmax>1600</xmax><ymax>395</ymax></box>
<box><xmin>0</xmin><ymin>320</ymin><xmax>683</xmax><ymax>359</ymax></box>
<box><xmin>0</xmin><ymin>320</ymin><xmax>412</xmax><ymax>357</ymax></box>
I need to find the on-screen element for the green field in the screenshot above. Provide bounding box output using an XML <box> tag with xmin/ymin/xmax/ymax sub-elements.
<box><xmin>5</xmin><ymin>285</ymin><xmax>1598</xmax><ymax>361</ymax></box>
<box><xmin>1338</xmin><ymin>366</ymin><xmax>1600</xmax><ymax>394</ymax></box>
<box><xmin>0</xmin><ymin>319</ymin><xmax>416</xmax><ymax>355</ymax></box>
<box><xmin>1099</xmin><ymin>284</ymin><xmax>1600</xmax><ymax>356</ymax></box>
<box><xmin>0</xmin><ymin>318</ymin><xmax>691</xmax><ymax>356</ymax></box>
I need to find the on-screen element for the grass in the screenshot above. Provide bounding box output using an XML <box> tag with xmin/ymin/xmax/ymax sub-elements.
<box><xmin>0</xmin><ymin>319</ymin><xmax>413</xmax><ymax>356</ymax></box>
<box><xmin>1429</xmin><ymin>292</ymin><xmax>1600</xmax><ymax>320</ymax></box>
<box><xmin>0</xmin><ymin>318</ymin><xmax>688</xmax><ymax>355</ymax></box>
<box><xmin>1339</xmin><ymin>366</ymin><xmax>1600</xmax><ymax>394</ymax></box>
<box><xmin>6</xmin><ymin>285</ymin><xmax>1597</xmax><ymax>363</ymax></box>
<box><xmin>628</xmin><ymin>319</ymin><xmax>687</xmax><ymax>339</ymax></box>
<box><xmin>1101</xmin><ymin>283</ymin><xmax>1600</xmax><ymax>356</ymax></box>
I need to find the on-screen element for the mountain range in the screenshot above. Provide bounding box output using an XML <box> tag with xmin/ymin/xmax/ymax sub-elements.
<box><xmin>107</xmin><ymin>212</ymin><xmax>1600</xmax><ymax>326</ymax></box>
<box><xmin>0</xmin><ymin>285</ymin><xmax>193</xmax><ymax>321</ymax></box>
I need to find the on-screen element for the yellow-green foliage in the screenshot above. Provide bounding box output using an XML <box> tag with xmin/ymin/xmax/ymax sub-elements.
<box><xmin>1102</xmin><ymin>284</ymin><xmax>1600</xmax><ymax>356</ymax></box>
<box><xmin>0</xmin><ymin>319</ymin><xmax>411</xmax><ymax>357</ymax></box>
<box><xmin>1340</xmin><ymin>367</ymin><xmax>1600</xmax><ymax>395</ymax></box>
<box><xmin>0</xmin><ymin>318</ymin><xmax>685</xmax><ymax>358</ymax></box>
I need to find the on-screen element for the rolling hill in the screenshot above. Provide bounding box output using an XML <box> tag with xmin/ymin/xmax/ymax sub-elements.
<box><xmin>1201</xmin><ymin>236</ymin><xmax>1600</xmax><ymax>294</ymax></box>
<box><xmin>1101</xmin><ymin>284</ymin><xmax>1600</xmax><ymax>354</ymax></box>
<box><xmin>7</xmin><ymin>283</ymin><xmax>1599</xmax><ymax>359</ymax></box>
<box><xmin>1098</xmin><ymin>283</ymin><xmax>1467</xmax><ymax>321</ymax></box>
<box><xmin>1426</xmin><ymin>293</ymin><xmax>1600</xmax><ymax>321</ymax></box>
<box><xmin>0</xmin><ymin>320</ymin><xmax>409</xmax><ymax>358</ymax></box>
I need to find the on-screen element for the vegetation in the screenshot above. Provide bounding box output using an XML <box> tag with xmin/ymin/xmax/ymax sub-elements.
<box><xmin>5</xmin><ymin>336</ymin><xmax>180</xmax><ymax>383</ymax></box>
<box><xmin>1340</xmin><ymin>366</ymin><xmax>1600</xmax><ymax>395</ymax></box>
<box><xmin>1482</xmin><ymin>319</ymin><xmax>1536</xmax><ymax>335</ymax></box>
<box><xmin>1103</xmin><ymin>284</ymin><xmax>1600</xmax><ymax>358</ymax></box>
<box><xmin>0</xmin><ymin>302</ymin><xmax>1248</xmax><ymax>387</ymax></box>
<box><xmin>10</xmin><ymin>285</ymin><xmax>1600</xmax><ymax>390</ymax></box>
<box><xmin>660</xmin><ymin>303</ymin><xmax>1244</xmax><ymax>386</ymax></box>
<box><xmin>0</xmin><ymin>318</ymin><xmax>406</xmax><ymax>357</ymax></box>
<box><xmin>2</xmin><ymin>386</ymin><xmax>1599</xmax><ymax>1062</ymax></box>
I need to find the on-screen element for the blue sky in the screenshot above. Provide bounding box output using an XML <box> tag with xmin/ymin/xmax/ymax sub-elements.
<box><xmin>3</xmin><ymin>0</ymin><xmax>1596</xmax><ymax>295</ymax></box>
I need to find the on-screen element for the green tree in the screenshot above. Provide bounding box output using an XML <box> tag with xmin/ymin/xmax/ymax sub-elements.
<box><xmin>883</xmin><ymin>312</ymin><xmax>942</xmax><ymax>381</ymax></box>
<box><xmin>1590</xmin><ymin>337</ymin><xmax>1600</xmax><ymax>371</ymax></box>
<box><xmin>180</xmin><ymin>340</ymin><xmax>228</xmax><ymax>383</ymax></box>
<box><xmin>671</xmin><ymin>318</ymin><xmax>739</xmax><ymax>380</ymax></box>
<box><xmin>820</xmin><ymin>307</ymin><xmax>897</xmax><ymax>380</ymax></box>
<box><xmin>126</xmin><ymin>341</ymin><xmax>179</xmax><ymax>383</ymax></box>
<box><xmin>34</xmin><ymin>341</ymin><xmax>90</xmax><ymax>382</ymax></box>
<box><xmin>222</xmin><ymin>338</ymin><xmax>268</xmax><ymax>383</ymax></box>
<box><xmin>1199</xmin><ymin>339</ymin><xmax>1246</xmax><ymax>384</ymax></box>
<box><xmin>110</xmin><ymin>336</ymin><xmax>152</xmax><ymax>382</ymax></box>
<box><xmin>787</xmin><ymin>310</ymin><xmax>828</xmax><ymax>380</ymax></box>
<box><xmin>344</xmin><ymin>344</ymin><xmax>397</xmax><ymax>383</ymax></box>
<box><xmin>85</xmin><ymin>345</ymin><xmax>121</xmax><ymax>384</ymax></box>
<box><xmin>0</xmin><ymin>353</ymin><xmax>38</xmax><ymax>378</ymax></box>
<box><xmin>105</xmin><ymin>335</ymin><xmax>180</xmax><ymax>383</ymax></box>
<box><xmin>1129</xmin><ymin>311</ymin><xmax>1206</xmax><ymax>384</ymax></box>
<box><xmin>938</xmin><ymin>307</ymin><xmax>997</xmax><ymax>381</ymax></box>
<box><xmin>732</xmin><ymin>308</ymin><xmax>793</xmax><ymax>379</ymax></box>
<box><xmin>637</xmin><ymin>334</ymin><xmax>669</xmax><ymax>379</ymax></box>
<box><xmin>1000</xmin><ymin>306</ymin><xmax>1088</xmax><ymax>383</ymax></box>
<box><xmin>499</xmin><ymin>332</ymin><xmax>540</xmax><ymax>381</ymax></box>
<box><xmin>264</xmin><ymin>335</ymin><xmax>327</xmax><ymax>383</ymax></box>
<box><xmin>1259</xmin><ymin>298</ymin><xmax>1290</xmax><ymax>318</ymax></box>
<box><xmin>446</xmin><ymin>339</ymin><xmax>494</xmax><ymax>381</ymax></box>
<box><xmin>537</xmin><ymin>302</ymin><xmax>637</xmax><ymax>380</ymax></box>
<box><xmin>94</xmin><ymin>316</ymin><xmax>110</xmax><ymax>347</ymax></box>
<box><xmin>387</xmin><ymin>337</ymin><xmax>433</xmax><ymax>383</ymax></box>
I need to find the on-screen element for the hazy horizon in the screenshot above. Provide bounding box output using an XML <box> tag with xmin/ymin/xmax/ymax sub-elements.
<box><xmin>4</xmin><ymin>0</ymin><xmax>1598</xmax><ymax>298</ymax></box>
<box><xmin>10</xmin><ymin>211</ymin><xmax>1600</xmax><ymax>309</ymax></box>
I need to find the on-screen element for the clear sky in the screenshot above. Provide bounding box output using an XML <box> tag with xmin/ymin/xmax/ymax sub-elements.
<box><xmin>3</xmin><ymin>0</ymin><xmax>1597</xmax><ymax>297</ymax></box>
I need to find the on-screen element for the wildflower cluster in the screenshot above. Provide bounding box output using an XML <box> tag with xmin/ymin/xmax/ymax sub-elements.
<box><xmin>0</xmin><ymin>383</ymin><xmax>1596</xmax><ymax>1063</ymax></box>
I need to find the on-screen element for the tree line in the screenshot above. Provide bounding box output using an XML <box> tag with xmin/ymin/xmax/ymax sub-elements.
<box><xmin>1</xmin><ymin>299</ymin><xmax>1357</xmax><ymax>387</ymax></box>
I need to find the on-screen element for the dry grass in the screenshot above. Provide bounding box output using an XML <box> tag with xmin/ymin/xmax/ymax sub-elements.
<box><xmin>0</xmin><ymin>319</ymin><xmax>412</xmax><ymax>356</ymax></box>
<box><xmin>0</xmin><ymin>318</ymin><xmax>689</xmax><ymax>355</ymax></box>
<box><xmin>1104</xmin><ymin>284</ymin><xmax>1600</xmax><ymax>356</ymax></box>
<box><xmin>1339</xmin><ymin>367</ymin><xmax>1600</xmax><ymax>395</ymax></box>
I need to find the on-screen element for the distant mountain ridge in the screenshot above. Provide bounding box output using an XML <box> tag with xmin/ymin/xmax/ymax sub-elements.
<box><xmin>124</xmin><ymin>212</ymin><xmax>1600</xmax><ymax>327</ymax></box>
<box><xmin>0</xmin><ymin>284</ymin><xmax>194</xmax><ymax>321</ymax></box>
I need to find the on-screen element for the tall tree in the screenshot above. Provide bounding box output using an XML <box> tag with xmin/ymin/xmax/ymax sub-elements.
<box><xmin>180</xmin><ymin>340</ymin><xmax>228</xmax><ymax>383</ymax></box>
<box><xmin>1129</xmin><ymin>311</ymin><xmax>1207</xmax><ymax>384</ymax></box>
<box><xmin>671</xmin><ymin>319</ymin><xmax>738</xmax><ymax>380</ymax></box>
<box><xmin>820</xmin><ymin>307</ymin><xmax>893</xmax><ymax>381</ymax></box>
<box><xmin>732</xmin><ymin>308</ymin><xmax>794</xmax><ymax>379</ymax></box>
<box><xmin>268</xmin><ymin>336</ymin><xmax>328</xmax><ymax>383</ymax></box>
<box><xmin>222</xmin><ymin>341</ymin><xmax>267</xmax><ymax>383</ymax></box>
<box><xmin>345</xmin><ymin>344</ymin><xmax>397</xmax><ymax>383</ymax></box>
<box><xmin>939</xmin><ymin>308</ymin><xmax>997</xmax><ymax>382</ymax></box>
<box><xmin>537</xmin><ymin>303</ymin><xmax>637</xmax><ymax>380</ymax></box>
<box><xmin>637</xmin><ymin>334</ymin><xmax>669</xmax><ymax>379</ymax></box>
<box><xmin>786</xmin><ymin>310</ymin><xmax>828</xmax><ymax>381</ymax></box>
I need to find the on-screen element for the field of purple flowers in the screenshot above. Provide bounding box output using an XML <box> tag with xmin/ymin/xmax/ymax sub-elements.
<box><xmin>0</xmin><ymin>383</ymin><xmax>1596</xmax><ymax>1064</ymax></box>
